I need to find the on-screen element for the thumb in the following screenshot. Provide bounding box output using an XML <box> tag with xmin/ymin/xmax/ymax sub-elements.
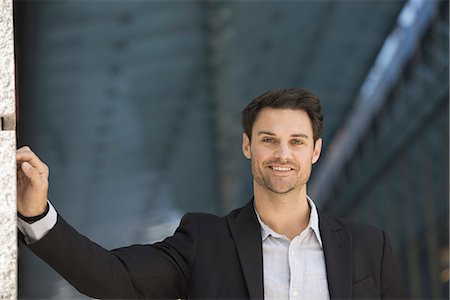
<box><xmin>21</xmin><ymin>162</ymin><xmax>40</xmax><ymax>182</ymax></box>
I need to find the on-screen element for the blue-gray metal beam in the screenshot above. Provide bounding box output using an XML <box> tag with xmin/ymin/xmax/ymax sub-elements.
<box><xmin>310</xmin><ymin>0</ymin><xmax>439</xmax><ymax>205</ymax></box>
<box><xmin>331</xmin><ymin>71</ymin><xmax>448</xmax><ymax>215</ymax></box>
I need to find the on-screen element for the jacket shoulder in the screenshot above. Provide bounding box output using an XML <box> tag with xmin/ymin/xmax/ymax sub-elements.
<box><xmin>318</xmin><ymin>211</ymin><xmax>385</xmax><ymax>245</ymax></box>
<box><xmin>183</xmin><ymin>201</ymin><xmax>249</xmax><ymax>225</ymax></box>
<box><xmin>181</xmin><ymin>211</ymin><xmax>225</xmax><ymax>225</ymax></box>
<box><xmin>180</xmin><ymin>202</ymin><xmax>252</xmax><ymax>239</ymax></box>
<box><xmin>179</xmin><ymin>211</ymin><xmax>228</xmax><ymax>236</ymax></box>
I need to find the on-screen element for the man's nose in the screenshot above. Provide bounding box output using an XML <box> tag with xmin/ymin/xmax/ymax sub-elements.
<box><xmin>273</xmin><ymin>143</ymin><xmax>291</xmax><ymax>161</ymax></box>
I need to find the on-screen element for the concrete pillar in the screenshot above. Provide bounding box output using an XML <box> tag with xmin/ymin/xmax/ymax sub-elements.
<box><xmin>0</xmin><ymin>0</ymin><xmax>17</xmax><ymax>298</ymax></box>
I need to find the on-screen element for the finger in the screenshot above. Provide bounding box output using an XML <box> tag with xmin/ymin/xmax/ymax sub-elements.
<box><xmin>21</xmin><ymin>161</ymin><xmax>46</xmax><ymax>186</ymax></box>
<box><xmin>16</xmin><ymin>149</ymin><xmax>44</xmax><ymax>167</ymax></box>
<box><xmin>16</xmin><ymin>146</ymin><xmax>35</xmax><ymax>159</ymax></box>
<box><xmin>16</xmin><ymin>150</ymin><xmax>48</xmax><ymax>176</ymax></box>
<box><xmin>16</xmin><ymin>145</ymin><xmax>31</xmax><ymax>152</ymax></box>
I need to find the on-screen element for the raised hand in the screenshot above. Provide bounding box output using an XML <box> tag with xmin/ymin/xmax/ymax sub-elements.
<box><xmin>16</xmin><ymin>146</ymin><xmax>49</xmax><ymax>217</ymax></box>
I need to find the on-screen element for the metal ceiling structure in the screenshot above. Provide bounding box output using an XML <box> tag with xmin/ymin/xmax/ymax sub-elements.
<box><xmin>311</xmin><ymin>0</ymin><xmax>441</xmax><ymax>204</ymax></box>
<box><xmin>14</xmin><ymin>1</ymin><xmax>447</xmax><ymax>298</ymax></box>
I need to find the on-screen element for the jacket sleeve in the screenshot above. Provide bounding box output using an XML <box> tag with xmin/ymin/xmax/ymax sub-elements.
<box><xmin>27</xmin><ymin>213</ymin><xmax>198</xmax><ymax>299</ymax></box>
<box><xmin>380</xmin><ymin>232</ymin><xmax>408</xmax><ymax>299</ymax></box>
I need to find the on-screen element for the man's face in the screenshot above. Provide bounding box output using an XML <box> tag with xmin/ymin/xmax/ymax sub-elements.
<box><xmin>242</xmin><ymin>108</ymin><xmax>322</xmax><ymax>195</ymax></box>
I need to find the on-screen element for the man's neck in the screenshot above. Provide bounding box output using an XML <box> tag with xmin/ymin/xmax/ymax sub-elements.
<box><xmin>254</xmin><ymin>186</ymin><xmax>310</xmax><ymax>240</ymax></box>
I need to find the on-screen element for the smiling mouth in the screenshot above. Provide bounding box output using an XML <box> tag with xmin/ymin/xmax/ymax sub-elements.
<box><xmin>269</xmin><ymin>166</ymin><xmax>294</xmax><ymax>172</ymax></box>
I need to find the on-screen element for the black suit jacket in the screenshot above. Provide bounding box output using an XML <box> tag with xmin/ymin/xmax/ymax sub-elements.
<box><xmin>27</xmin><ymin>200</ymin><xmax>407</xmax><ymax>299</ymax></box>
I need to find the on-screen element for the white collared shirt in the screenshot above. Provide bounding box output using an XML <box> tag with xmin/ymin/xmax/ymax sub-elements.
<box><xmin>255</xmin><ymin>197</ymin><xmax>330</xmax><ymax>300</ymax></box>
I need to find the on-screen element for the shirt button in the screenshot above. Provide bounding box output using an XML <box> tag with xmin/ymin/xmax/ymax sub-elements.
<box><xmin>292</xmin><ymin>291</ymin><xmax>298</xmax><ymax>296</ymax></box>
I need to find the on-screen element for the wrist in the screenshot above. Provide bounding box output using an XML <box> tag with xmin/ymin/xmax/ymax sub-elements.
<box><xmin>18</xmin><ymin>202</ymin><xmax>49</xmax><ymax>224</ymax></box>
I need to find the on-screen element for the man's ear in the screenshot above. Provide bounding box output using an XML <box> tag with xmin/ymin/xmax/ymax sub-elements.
<box><xmin>242</xmin><ymin>133</ymin><xmax>251</xmax><ymax>159</ymax></box>
<box><xmin>312</xmin><ymin>138</ymin><xmax>322</xmax><ymax>164</ymax></box>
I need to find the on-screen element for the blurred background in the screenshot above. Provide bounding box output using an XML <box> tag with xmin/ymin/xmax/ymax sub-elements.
<box><xmin>14</xmin><ymin>0</ymin><xmax>448</xmax><ymax>299</ymax></box>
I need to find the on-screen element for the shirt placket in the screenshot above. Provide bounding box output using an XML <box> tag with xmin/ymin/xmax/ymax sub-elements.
<box><xmin>288</xmin><ymin>231</ymin><xmax>308</xmax><ymax>300</ymax></box>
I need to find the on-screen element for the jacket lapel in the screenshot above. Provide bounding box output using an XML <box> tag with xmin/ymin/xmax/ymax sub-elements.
<box><xmin>318</xmin><ymin>211</ymin><xmax>353</xmax><ymax>300</ymax></box>
<box><xmin>227</xmin><ymin>200</ymin><xmax>264</xmax><ymax>300</ymax></box>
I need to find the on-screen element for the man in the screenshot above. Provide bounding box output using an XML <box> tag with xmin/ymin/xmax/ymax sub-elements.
<box><xmin>16</xmin><ymin>88</ymin><xmax>407</xmax><ymax>299</ymax></box>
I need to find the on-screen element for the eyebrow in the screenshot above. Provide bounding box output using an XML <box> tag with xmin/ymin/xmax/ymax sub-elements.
<box><xmin>257</xmin><ymin>131</ymin><xmax>276</xmax><ymax>136</ymax></box>
<box><xmin>257</xmin><ymin>131</ymin><xmax>310</xmax><ymax>139</ymax></box>
<box><xmin>291</xmin><ymin>133</ymin><xmax>310</xmax><ymax>139</ymax></box>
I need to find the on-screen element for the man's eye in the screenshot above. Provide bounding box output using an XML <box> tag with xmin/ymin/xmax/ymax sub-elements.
<box><xmin>262</xmin><ymin>138</ymin><xmax>274</xmax><ymax>143</ymax></box>
<box><xmin>292</xmin><ymin>140</ymin><xmax>303</xmax><ymax>145</ymax></box>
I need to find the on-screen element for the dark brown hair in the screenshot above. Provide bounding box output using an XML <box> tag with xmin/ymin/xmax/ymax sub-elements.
<box><xmin>241</xmin><ymin>88</ymin><xmax>323</xmax><ymax>142</ymax></box>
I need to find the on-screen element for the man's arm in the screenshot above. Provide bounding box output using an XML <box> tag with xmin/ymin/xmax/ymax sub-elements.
<box><xmin>16</xmin><ymin>146</ymin><xmax>193</xmax><ymax>299</ymax></box>
<box><xmin>16</xmin><ymin>146</ymin><xmax>141</xmax><ymax>298</ymax></box>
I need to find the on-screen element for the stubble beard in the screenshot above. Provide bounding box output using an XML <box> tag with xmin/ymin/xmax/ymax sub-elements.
<box><xmin>252</xmin><ymin>160</ymin><xmax>311</xmax><ymax>195</ymax></box>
